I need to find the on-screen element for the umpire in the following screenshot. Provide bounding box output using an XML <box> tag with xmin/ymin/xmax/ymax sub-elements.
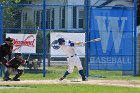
<box><xmin>0</xmin><ymin>37</ymin><xmax>13</xmax><ymax>66</ymax></box>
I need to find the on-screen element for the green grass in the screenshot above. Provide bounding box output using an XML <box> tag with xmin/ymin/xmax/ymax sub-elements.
<box><xmin>0</xmin><ymin>66</ymin><xmax>140</xmax><ymax>93</ymax></box>
<box><xmin>20</xmin><ymin>66</ymin><xmax>140</xmax><ymax>80</ymax></box>
<box><xmin>1</xmin><ymin>65</ymin><xmax>139</xmax><ymax>80</ymax></box>
<box><xmin>0</xmin><ymin>84</ymin><xmax>140</xmax><ymax>93</ymax></box>
<box><xmin>21</xmin><ymin>66</ymin><xmax>86</xmax><ymax>80</ymax></box>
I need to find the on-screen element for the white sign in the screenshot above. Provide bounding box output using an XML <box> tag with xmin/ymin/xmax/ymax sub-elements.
<box><xmin>6</xmin><ymin>34</ymin><xmax>36</xmax><ymax>53</ymax></box>
<box><xmin>50</xmin><ymin>32</ymin><xmax>85</xmax><ymax>57</ymax></box>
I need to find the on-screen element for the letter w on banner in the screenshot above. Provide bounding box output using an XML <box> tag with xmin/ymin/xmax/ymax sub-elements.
<box><xmin>6</xmin><ymin>34</ymin><xmax>36</xmax><ymax>53</ymax></box>
<box><xmin>90</xmin><ymin>7</ymin><xmax>133</xmax><ymax>70</ymax></box>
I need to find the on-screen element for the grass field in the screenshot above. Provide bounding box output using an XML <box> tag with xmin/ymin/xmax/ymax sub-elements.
<box><xmin>0</xmin><ymin>66</ymin><xmax>140</xmax><ymax>93</ymax></box>
<box><xmin>1</xmin><ymin>65</ymin><xmax>140</xmax><ymax>81</ymax></box>
<box><xmin>0</xmin><ymin>84</ymin><xmax>140</xmax><ymax>93</ymax></box>
<box><xmin>19</xmin><ymin>66</ymin><xmax>140</xmax><ymax>80</ymax></box>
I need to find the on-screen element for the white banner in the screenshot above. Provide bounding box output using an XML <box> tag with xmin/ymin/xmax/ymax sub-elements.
<box><xmin>6</xmin><ymin>34</ymin><xmax>36</xmax><ymax>53</ymax></box>
<box><xmin>50</xmin><ymin>32</ymin><xmax>85</xmax><ymax>57</ymax></box>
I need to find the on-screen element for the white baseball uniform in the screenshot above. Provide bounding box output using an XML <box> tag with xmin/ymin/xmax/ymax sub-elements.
<box><xmin>60</xmin><ymin>40</ymin><xmax>83</xmax><ymax>73</ymax></box>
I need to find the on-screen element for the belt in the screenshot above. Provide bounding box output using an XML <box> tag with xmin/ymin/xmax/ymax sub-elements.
<box><xmin>67</xmin><ymin>54</ymin><xmax>77</xmax><ymax>58</ymax></box>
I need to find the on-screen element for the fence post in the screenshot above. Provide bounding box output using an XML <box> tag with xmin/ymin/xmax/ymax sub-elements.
<box><xmin>85</xmin><ymin>0</ymin><xmax>90</xmax><ymax>77</ymax></box>
<box><xmin>43</xmin><ymin>0</ymin><xmax>47</xmax><ymax>77</ymax></box>
<box><xmin>0</xmin><ymin>5</ymin><xmax>3</xmax><ymax>44</ymax></box>
<box><xmin>134</xmin><ymin>0</ymin><xmax>137</xmax><ymax>76</ymax></box>
<box><xmin>0</xmin><ymin>4</ymin><xmax>3</xmax><ymax>77</ymax></box>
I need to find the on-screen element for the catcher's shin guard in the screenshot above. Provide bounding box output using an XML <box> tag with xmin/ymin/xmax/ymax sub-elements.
<box><xmin>13</xmin><ymin>69</ymin><xmax>23</xmax><ymax>81</ymax></box>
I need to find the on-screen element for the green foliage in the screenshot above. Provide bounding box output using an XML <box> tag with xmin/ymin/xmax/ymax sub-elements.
<box><xmin>3</xmin><ymin>6</ymin><xmax>17</xmax><ymax>28</ymax></box>
<box><xmin>23</xmin><ymin>20</ymin><xmax>35</xmax><ymax>29</ymax></box>
<box><xmin>2</xmin><ymin>0</ymin><xmax>24</xmax><ymax>29</ymax></box>
<box><xmin>1</xmin><ymin>0</ymin><xmax>22</xmax><ymax>4</ymax></box>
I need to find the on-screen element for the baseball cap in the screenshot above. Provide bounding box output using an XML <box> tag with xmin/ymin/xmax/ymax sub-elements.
<box><xmin>5</xmin><ymin>37</ymin><xmax>13</xmax><ymax>42</ymax></box>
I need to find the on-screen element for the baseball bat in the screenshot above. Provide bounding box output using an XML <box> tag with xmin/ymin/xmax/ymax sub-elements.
<box><xmin>84</xmin><ymin>38</ymin><xmax>101</xmax><ymax>43</ymax></box>
<box><xmin>76</xmin><ymin>38</ymin><xmax>101</xmax><ymax>45</ymax></box>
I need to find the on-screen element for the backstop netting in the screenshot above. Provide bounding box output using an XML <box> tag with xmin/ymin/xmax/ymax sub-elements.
<box><xmin>0</xmin><ymin>0</ymin><xmax>139</xmax><ymax>79</ymax></box>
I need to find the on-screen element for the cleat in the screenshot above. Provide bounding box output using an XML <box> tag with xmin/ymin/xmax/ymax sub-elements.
<box><xmin>3</xmin><ymin>77</ymin><xmax>12</xmax><ymax>81</ymax></box>
<box><xmin>13</xmin><ymin>78</ymin><xmax>20</xmax><ymax>81</ymax></box>
<box><xmin>59</xmin><ymin>77</ymin><xmax>65</xmax><ymax>81</ymax></box>
<box><xmin>82</xmin><ymin>77</ymin><xmax>88</xmax><ymax>81</ymax></box>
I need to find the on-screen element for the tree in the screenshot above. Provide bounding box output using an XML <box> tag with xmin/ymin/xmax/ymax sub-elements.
<box><xmin>2</xmin><ymin>0</ymin><xmax>24</xmax><ymax>29</ymax></box>
<box><xmin>1</xmin><ymin>0</ymin><xmax>25</xmax><ymax>4</ymax></box>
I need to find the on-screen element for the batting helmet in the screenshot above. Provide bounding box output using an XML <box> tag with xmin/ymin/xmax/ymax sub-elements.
<box><xmin>58</xmin><ymin>38</ymin><xmax>65</xmax><ymax>45</ymax></box>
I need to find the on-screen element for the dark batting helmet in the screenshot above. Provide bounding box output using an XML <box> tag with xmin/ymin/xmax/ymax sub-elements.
<box><xmin>58</xmin><ymin>38</ymin><xmax>65</xmax><ymax>45</ymax></box>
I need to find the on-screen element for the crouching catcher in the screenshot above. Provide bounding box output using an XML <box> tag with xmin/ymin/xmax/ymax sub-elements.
<box><xmin>3</xmin><ymin>53</ymin><xmax>26</xmax><ymax>81</ymax></box>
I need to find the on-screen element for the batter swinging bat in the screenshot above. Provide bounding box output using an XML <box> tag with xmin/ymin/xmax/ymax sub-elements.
<box><xmin>51</xmin><ymin>38</ymin><xmax>101</xmax><ymax>50</ymax></box>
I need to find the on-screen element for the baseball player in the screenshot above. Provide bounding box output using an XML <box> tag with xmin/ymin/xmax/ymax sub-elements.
<box><xmin>3</xmin><ymin>53</ymin><xmax>26</xmax><ymax>81</ymax></box>
<box><xmin>0</xmin><ymin>37</ymin><xmax>13</xmax><ymax>65</ymax></box>
<box><xmin>0</xmin><ymin>37</ymin><xmax>13</xmax><ymax>78</ymax></box>
<box><xmin>58</xmin><ymin>38</ymin><xmax>87</xmax><ymax>81</ymax></box>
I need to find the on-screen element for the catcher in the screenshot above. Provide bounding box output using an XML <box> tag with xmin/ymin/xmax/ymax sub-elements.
<box><xmin>3</xmin><ymin>53</ymin><xmax>26</xmax><ymax>81</ymax></box>
<box><xmin>57</xmin><ymin>38</ymin><xmax>87</xmax><ymax>81</ymax></box>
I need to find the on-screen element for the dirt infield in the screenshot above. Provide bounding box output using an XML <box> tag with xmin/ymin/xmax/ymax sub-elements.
<box><xmin>1</xmin><ymin>80</ymin><xmax>140</xmax><ymax>88</ymax></box>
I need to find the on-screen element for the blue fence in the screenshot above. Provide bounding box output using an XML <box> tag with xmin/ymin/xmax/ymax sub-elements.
<box><xmin>0</xmin><ymin>1</ymin><xmax>86</xmax><ymax>77</ymax></box>
<box><xmin>90</xmin><ymin>7</ymin><xmax>133</xmax><ymax>70</ymax></box>
<box><xmin>85</xmin><ymin>0</ymin><xmax>137</xmax><ymax>76</ymax></box>
<box><xmin>0</xmin><ymin>0</ymin><xmax>138</xmax><ymax>77</ymax></box>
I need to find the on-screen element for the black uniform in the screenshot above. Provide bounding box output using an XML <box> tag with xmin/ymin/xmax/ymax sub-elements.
<box><xmin>0</xmin><ymin>41</ymin><xmax>13</xmax><ymax>66</ymax></box>
<box><xmin>7</xmin><ymin>57</ymin><xmax>25</xmax><ymax>69</ymax></box>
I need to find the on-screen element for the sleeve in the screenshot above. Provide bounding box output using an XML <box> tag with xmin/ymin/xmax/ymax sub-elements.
<box><xmin>0</xmin><ymin>44</ymin><xmax>5</xmax><ymax>53</ymax></box>
<box><xmin>21</xmin><ymin>59</ymin><xmax>26</xmax><ymax>65</ymax></box>
<box><xmin>65</xmin><ymin>40</ymin><xmax>85</xmax><ymax>47</ymax></box>
<box><xmin>8</xmin><ymin>52</ymin><xmax>12</xmax><ymax>61</ymax></box>
<box><xmin>0</xmin><ymin>46</ymin><xmax>2</xmax><ymax>57</ymax></box>
<box><xmin>6</xmin><ymin>58</ymin><xmax>15</xmax><ymax>66</ymax></box>
<box><xmin>8</xmin><ymin>46</ymin><xmax>13</xmax><ymax>60</ymax></box>
<box><xmin>65</xmin><ymin>40</ymin><xmax>75</xmax><ymax>47</ymax></box>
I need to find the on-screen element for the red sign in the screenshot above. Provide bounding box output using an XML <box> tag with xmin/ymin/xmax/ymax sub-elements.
<box><xmin>12</xmin><ymin>35</ymin><xmax>35</xmax><ymax>51</ymax></box>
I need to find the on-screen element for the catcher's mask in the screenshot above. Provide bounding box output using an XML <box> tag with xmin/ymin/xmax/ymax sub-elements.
<box><xmin>15</xmin><ymin>52</ymin><xmax>23</xmax><ymax>60</ymax></box>
<box><xmin>15</xmin><ymin>52</ymin><xmax>22</xmax><ymax>57</ymax></box>
<box><xmin>58</xmin><ymin>38</ymin><xmax>65</xmax><ymax>45</ymax></box>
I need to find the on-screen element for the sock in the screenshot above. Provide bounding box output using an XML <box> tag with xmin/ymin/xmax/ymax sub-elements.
<box><xmin>79</xmin><ymin>70</ymin><xmax>86</xmax><ymax>79</ymax></box>
<box><xmin>63</xmin><ymin>71</ymin><xmax>70</xmax><ymax>78</ymax></box>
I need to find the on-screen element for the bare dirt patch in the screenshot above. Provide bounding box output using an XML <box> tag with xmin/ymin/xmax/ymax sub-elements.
<box><xmin>0</xmin><ymin>80</ymin><xmax>140</xmax><ymax>88</ymax></box>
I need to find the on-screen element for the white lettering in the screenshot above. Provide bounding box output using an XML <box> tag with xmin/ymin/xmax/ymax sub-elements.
<box><xmin>95</xmin><ymin>16</ymin><xmax>127</xmax><ymax>53</ymax></box>
<box><xmin>90</xmin><ymin>57</ymin><xmax>131</xmax><ymax>64</ymax></box>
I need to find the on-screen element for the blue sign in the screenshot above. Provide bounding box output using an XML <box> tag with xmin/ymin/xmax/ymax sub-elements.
<box><xmin>90</xmin><ymin>7</ymin><xmax>133</xmax><ymax>70</ymax></box>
